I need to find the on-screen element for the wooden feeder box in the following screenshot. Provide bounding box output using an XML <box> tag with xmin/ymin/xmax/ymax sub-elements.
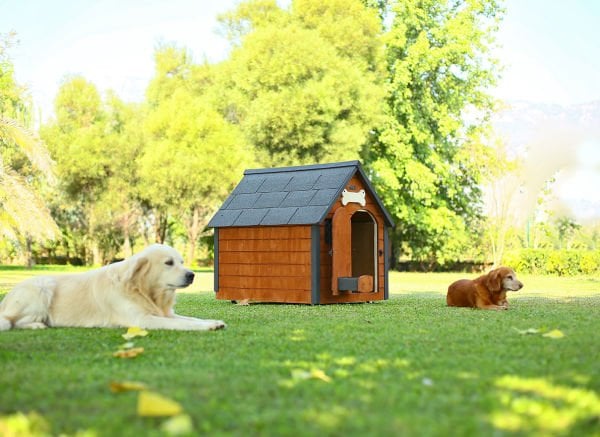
<box><xmin>207</xmin><ymin>161</ymin><xmax>394</xmax><ymax>304</ymax></box>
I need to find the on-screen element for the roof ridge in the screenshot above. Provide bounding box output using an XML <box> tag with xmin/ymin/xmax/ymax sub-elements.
<box><xmin>244</xmin><ymin>160</ymin><xmax>360</xmax><ymax>175</ymax></box>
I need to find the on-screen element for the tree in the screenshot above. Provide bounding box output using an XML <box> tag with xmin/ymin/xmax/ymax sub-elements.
<box><xmin>139</xmin><ymin>45</ymin><xmax>252</xmax><ymax>263</ymax></box>
<box><xmin>480</xmin><ymin>135</ymin><xmax>522</xmax><ymax>266</ymax></box>
<box><xmin>90</xmin><ymin>93</ymin><xmax>145</xmax><ymax>260</ymax></box>
<box><xmin>0</xmin><ymin>32</ymin><xmax>58</xmax><ymax>264</ymax></box>
<box><xmin>217</xmin><ymin>0</ymin><xmax>384</xmax><ymax>167</ymax></box>
<box><xmin>364</xmin><ymin>0</ymin><xmax>502</xmax><ymax>266</ymax></box>
<box><xmin>41</xmin><ymin>77</ymin><xmax>140</xmax><ymax>263</ymax></box>
<box><xmin>555</xmin><ymin>217</ymin><xmax>581</xmax><ymax>250</ymax></box>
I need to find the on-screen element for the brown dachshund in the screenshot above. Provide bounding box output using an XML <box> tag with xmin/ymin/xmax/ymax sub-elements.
<box><xmin>446</xmin><ymin>267</ymin><xmax>523</xmax><ymax>310</ymax></box>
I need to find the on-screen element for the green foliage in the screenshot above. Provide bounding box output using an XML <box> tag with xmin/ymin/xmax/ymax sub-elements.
<box><xmin>43</xmin><ymin>76</ymin><xmax>108</xmax><ymax>200</ymax></box>
<box><xmin>140</xmin><ymin>44</ymin><xmax>252</xmax><ymax>260</ymax></box>
<box><xmin>0</xmin><ymin>32</ymin><xmax>29</xmax><ymax>119</ymax></box>
<box><xmin>504</xmin><ymin>249</ymin><xmax>600</xmax><ymax>276</ymax></box>
<box><xmin>218</xmin><ymin>0</ymin><xmax>384</xmax><ymax>166</ymax></box>
<box><xmin>366</xmin><ymin>0</ymin><xmax>502</xmax><ymax>266</ymax></box>
<box><xmin>41</xmin><ymin>77</ymin><xmax>144</xmax><ymax>263</ymax></box>
<box><xmin>294</xmin><ymin>0</ymin><xmax>382</xmax><ymax>68</ymax></box>
<box><xmin>0</xmin><ymin>32</ymin><xmax>58</xmax><ymax>255</ymax></box>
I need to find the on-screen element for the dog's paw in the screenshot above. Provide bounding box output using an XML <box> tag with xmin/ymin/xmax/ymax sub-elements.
<box><xmin>209</xmin><ymin>320</ymin><xmax>226</xmax><ymax>330</ymax></box>
<box><xmin>21</xmin><ymin>322</ymin><xmax>48</xmax><ymax>329</ymax></box>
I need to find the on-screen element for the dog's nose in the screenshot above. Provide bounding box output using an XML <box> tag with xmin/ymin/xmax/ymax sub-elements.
<box><xmin>185</xmin><ymin>271</ymin><xmax>195</xmax><ymax>284</ymax></box>
<box><xmin>517</xmin><ymin>281</ymin><xmax>523</xmax><ymax>290</ymax></box>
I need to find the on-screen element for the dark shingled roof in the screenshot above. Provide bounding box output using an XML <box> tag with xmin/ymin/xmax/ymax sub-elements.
<box><xmin>208</xmin><ymin>161</ymin><xmax>394</xmax><ymax>228</ymax></box>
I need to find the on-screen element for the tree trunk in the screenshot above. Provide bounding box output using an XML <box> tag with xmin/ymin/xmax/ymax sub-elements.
<box><xmin>92</xmin><ymin>243</ymin><xmax>102</xmax><ymax>265</ymax></box>
<box><xmin>121</xmin><ymin>210</ymin><xmax>133</xmax><ymax>258</ymax></box>
<box><xmin>123</xmin><ymin>232</ymin><xmax>132</xmax><ymax>258</ymax></box>
<box><xmin>154</xmin><ymin>212</ymin><xmax>169</xmax><ymax>244</ymax></box>
<box><xmin>88</xmin><ymin>207</ymin><xmax>102</xmax><ymax>265</ymax></box>
<box><xmin>185</xmin><ymin>207</ymin><xmax>203</xmax><ymax>265</ymax></box>
<box><xmin>25</xmin><ymin>235</ymin><xmax>34</xmax><ymax>267</ymax></box>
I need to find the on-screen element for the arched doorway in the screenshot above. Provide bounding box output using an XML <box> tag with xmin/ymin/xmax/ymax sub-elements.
<box><xmin>351</xmin><ymin>211</ymin><xmax>377</xmax><ymax>292</ymax></box>
<box><xmin>331</xmin><ymin>205</ymin><xmax>377</xmax><ymax>294</ymax></box>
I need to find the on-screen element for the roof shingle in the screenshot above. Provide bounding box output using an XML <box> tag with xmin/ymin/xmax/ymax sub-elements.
<box><xmin>208</xmin><ymin>161</ymin><xmax>394</xmax><ymax>228</ymax></box>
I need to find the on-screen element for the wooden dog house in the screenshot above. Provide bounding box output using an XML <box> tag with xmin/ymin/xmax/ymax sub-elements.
<box><xmin>207</xmin><ymin>161</ymin><xmax>394</xmax><ymax>304</ymax></box>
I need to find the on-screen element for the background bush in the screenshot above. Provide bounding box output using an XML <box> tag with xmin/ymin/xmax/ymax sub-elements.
<box><xmin>504</xmin><ymin>249</ymin><xmax>600</xmax><ymax>275</ymax></box>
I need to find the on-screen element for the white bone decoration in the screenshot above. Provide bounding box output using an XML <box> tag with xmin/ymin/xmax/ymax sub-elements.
<box><xmin>341</xmin><ymin>189</ymin><xmax>366</xmax><ymax>206</ymax></box>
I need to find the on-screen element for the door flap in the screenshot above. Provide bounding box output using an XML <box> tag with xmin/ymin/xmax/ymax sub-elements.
<box><xmin>331</xmin><ymin>204</ymin><xmax>360</xmax><ymax>295</ymax></box>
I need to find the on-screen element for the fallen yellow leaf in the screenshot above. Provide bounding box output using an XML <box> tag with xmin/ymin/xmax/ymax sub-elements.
<box><xmin>0</xmin><ymin>412</ymin><xmax>49</xmax><ymax>436</ymax></box>
<box><xmin>310</xmin><ymin>369</ymin><xmax>332</xmax><ymax>383</ymax></box>
<box><xmin>113</xmin><ymin>347</ymin><xmax>144</xmax><ymax>358</ymax></box>
<box><xmin>160</xmin><ymin>414</ymin><xmax>194</xmax><ymax>435</ymax></box>
<box><xmin>109</xmin><ymin>381</ymin><xmax>148</xmax><ymax>393</ymax></box>
<box><xmin>137</xmin><ymin>391</ymin><xmax>183</xmax><ymax>417</ymax></box>
<box><xmin>290</xmin><ymin>368</ymin><xmax>332</xmax><ymax>383</ymax></box>
<box><xmin>542</xmin><ymin>329</ymin><xmax>565</xmax><ymax>339</ymax></box>
<box><xmin>122</xmin><ymin>326</ymin><xmax>149</xmax><ymax>340</ymax></box>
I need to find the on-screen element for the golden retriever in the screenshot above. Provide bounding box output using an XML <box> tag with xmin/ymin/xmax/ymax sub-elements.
<box><xmin>0</xmin><ymin>244</ymin><xmax>226</xmax><ymax>331</ymax></box>
<box><xmin>446</xmin><ymin>266</ymin><xmax>523</xmax><ymax>310</ymax></box>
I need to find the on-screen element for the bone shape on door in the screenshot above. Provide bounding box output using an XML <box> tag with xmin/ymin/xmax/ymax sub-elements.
<box><xmin>341</xmin><ymin>189</ymin><xmax>366</xmax><ymax>206</ymax></box>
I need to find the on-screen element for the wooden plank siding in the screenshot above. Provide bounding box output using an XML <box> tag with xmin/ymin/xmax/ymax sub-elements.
<box><xmin>216</xmin><ymin>225</ymin><xmax>312</xmax><ymax>303</ymax></box>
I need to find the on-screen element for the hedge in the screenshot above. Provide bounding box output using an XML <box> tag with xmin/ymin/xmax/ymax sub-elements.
<box><xmin>503</xmin><ymin>249</ymin><xmax>600</xmax><ymax>276</ymax></box>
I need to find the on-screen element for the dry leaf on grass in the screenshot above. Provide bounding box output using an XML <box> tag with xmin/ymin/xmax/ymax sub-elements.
<box><xmin>109</xmin><ymin>381</ymin><xmax>148</xmax><ymax>392</ymax></box>
<box><xmin>0</xmin><ymin>412</ymin><xmax>49</xmax><ymax>436</ymax></box>
<box><xmin>514</xmin><ymin>327</ymin><xmax>565</xmax><ymax>339</ymax></box>
<box><xmin>291</xmin><ymin>368</ymin><xmax>332</xmax><ymax>383</ymax></box>
<box><xmin>137</xmin><ymin>391</ymin><xmax>183</xmax><ymax>417</ymax></box>
<box><xmin>160</xmin><ymin>414</ymin><xmax>194</xmax><ymax>435</ymax></box>
<box><xmin>122</xmin><ymin>326</ymin><xmax>149</xmax><ymax>340</ymax></box>
<box><xmin>113</xmin><ymin>347</ymin><xmax>144</xmax><ymax>358</ymax></box>
<box><xmin>542</xmin><ymin>329</ymin><xmax>565</xmax><ymax>339</ymax></box>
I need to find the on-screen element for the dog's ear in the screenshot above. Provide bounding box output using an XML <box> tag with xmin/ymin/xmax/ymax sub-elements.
<box><xmin>485</xmin><ymin>268</ymin><xmax>503</xmax><ymax>293</ymax></box>
<box><xmin>124</xmin><ymin>256</ymin><xmax>150</xmax><ymax>292</ymax></box>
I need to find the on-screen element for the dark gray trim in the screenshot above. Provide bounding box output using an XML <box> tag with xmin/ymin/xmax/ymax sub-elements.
<box><xmin>338</xmin><ymin>277</ymin><xmax>359</xmax><ymax>291</ymax></box>
<box><xmin>213</xmin><ymin>228</ymin><xmax>219</xmax><ymax>292</ymax></box>
<box><xmin>310</xmin><ymin>225</ymin><xmax>321</xmax><ymax>305</ymax></box>
<box><xmin>355</xmin><ymin>164</ymin><xmax>395</xmax><ymax>227</ymax></box>
<box><xmin>384</xmin><ymin>227</ymin><xmax>390</xmax><ymax>300</ymax></box>
<box><xmin>244</xmin><ymin>160</ymin><xmax>360</xmax><ymax>175</ymax></box>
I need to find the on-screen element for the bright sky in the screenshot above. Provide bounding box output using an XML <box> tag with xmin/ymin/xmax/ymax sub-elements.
<box><xmin>1</xmin><ymin>0</ymin><xmax>599</xmax><ymax>220</ymax></box>
<box><xmin>494</xmin><ymin>0</ymin><xmax>600</xmax><ymax>105</ymax></box>
<box><xmin>0</xmin><ymin>0</ymin><xmax>237</xmax><ymax>118</ymax></box>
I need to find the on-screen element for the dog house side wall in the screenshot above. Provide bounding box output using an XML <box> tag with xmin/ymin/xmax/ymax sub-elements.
<box><xmin>318</xmin><ymin>175</ymin><xmax>387</xmax><ymax>304</ymax></box>
<box><xmin>216</xmin><ymin>225</ymin><xmax>313</xmax><ymax>303</ymax></box>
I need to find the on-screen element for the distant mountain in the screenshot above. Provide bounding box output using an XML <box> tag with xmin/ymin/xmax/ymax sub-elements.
<box><xmin>493</xmin><ymin>99</ymin><xmax>600</xmax><ymax>152</ymax></box>
<box><xmin>490</xmin><ymin>100</ymin><xmax>600</xmax><ymax>221</ymax></box>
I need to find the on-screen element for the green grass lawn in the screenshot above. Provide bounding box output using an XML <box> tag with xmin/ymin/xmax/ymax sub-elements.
<box><xmin>1</xmin><ymin>268</ymin><xmax>599</xmax><ymax>436</ymax></box>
